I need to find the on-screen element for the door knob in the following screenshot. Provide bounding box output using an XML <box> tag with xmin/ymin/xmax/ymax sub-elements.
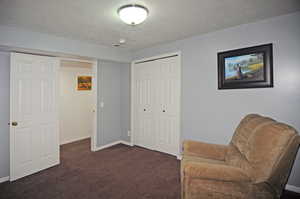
<box><xmin>11</xmin><ymin>122</ymin><xmax>18</xmax><ymax>126</ymax></box>
<box><xmin>163</xmin><ymin>110</ymin><xmax>166</xmax><ymax>112</ymax></box>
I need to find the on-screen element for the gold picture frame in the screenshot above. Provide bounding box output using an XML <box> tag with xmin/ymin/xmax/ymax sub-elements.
<box><xmin>77</xmin><ymin>76</ymin><xmax>92</xmax><ymax>90</ymax></box>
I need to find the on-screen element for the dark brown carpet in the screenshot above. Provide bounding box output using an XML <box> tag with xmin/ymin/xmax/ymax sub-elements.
<box><xmin>0</xmin><ymin>139</ymin><xmax>298</xmax><ymax>199</ymax></box>
<box><xmin>0</xmin><ymin>139</ymin><xmax>180</xmax><ymax>199</ymax></box>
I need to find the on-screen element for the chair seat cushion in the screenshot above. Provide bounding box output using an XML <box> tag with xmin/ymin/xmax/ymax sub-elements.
<box><xmin>183</xmin><ymin>162</ymin><xmax>251</xmax><ymax>182</ymax></box>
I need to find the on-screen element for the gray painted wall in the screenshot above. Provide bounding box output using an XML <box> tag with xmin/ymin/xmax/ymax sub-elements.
<box><xmin>0</xmin><ymin>52</ymin><xmax>10</xmax><ymax>178</ymax></box>
<box><xmin>97</xmin><ymin>60</ymin><xmax>130</xmax><ymax>147</ymax></box>
<box><xmin>120</xmin><ymin>65</ymin><xmax>131</xmax><ymax>142</ymax></box>
<box><xmin>133</xmin><ymin>12</ymin><xmax>300</xmax><ymax>187</ymax></box>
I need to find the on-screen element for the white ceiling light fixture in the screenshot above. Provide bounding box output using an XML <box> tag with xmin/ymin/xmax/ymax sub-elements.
<box><xmin>118</xmin><ymin>4</ymin><xmax>149</xmax><ymax>25</ymax></box>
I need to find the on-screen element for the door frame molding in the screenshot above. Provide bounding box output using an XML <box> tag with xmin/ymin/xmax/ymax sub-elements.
<box><xmin>130</xmin><ymin>51</ymin><xmax>182</xmax><ymax>156</ymax></box>
<box><xmin>58</xmin><ymin>57</ymin><xmax>98</xmax><ymax>152</ymax></box>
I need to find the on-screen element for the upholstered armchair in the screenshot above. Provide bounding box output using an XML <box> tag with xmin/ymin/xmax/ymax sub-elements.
<box><xmin>181</xmin><ymin>114</ymin><xmax>300</xmax><ymax>199</ymax></box>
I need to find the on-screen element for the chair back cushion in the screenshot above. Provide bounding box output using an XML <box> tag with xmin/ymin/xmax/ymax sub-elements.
<box><xmin>226</xmin><ymin>114</ymin><xmax>300</xmax><ymax>191</ymax></box>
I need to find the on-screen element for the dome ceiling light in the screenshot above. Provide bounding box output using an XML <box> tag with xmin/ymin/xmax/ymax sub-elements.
<box><xmin>118</xmin><ymin>4</ymin><xmax>149</xmax><ymax>25</ymax></box>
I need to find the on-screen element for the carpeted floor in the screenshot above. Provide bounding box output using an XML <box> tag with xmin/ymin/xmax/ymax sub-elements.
<box><xmin>0</xmin><ymin>139</ymin><xmax>180</xmax><ymax>199</ymax></box>
<box><xmin>0</xmin><ymin>139</ymin><xmax>298</xmax><ymax>199</ymax></box>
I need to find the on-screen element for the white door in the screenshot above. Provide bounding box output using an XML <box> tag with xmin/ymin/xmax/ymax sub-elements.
<box><xmin>155</xmin><ymin>56</ymin><xmax>180</xmax><ymax>155</ymax></box>
<box><xmin>132</xmin><ymin>54</ymin><xmax>180</xmax><ymax>156</ymax></box>
<box><xmin>133</xmin><ymin>61</ymin><xmax>156</xmax><ymax>150</ymax></box>
<box><xmin>10</xmin><ymin>53</ymin><xmax>60</xmax><ymax>181</ymax></box>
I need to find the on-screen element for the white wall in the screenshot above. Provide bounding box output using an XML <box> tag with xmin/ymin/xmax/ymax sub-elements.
<box><xmin>133</xmin><ymin>12</ymin><xmax>300</xmax><ymax>187</ymax></box>
<box><xmin>59</xmin><ymin>64</ymin><xmax>94</xmax><ymax>145</ymax></box>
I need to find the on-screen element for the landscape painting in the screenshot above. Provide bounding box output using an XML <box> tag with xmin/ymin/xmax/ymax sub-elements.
<box><xmin>218</xmin><ymin>43</ymin><xmax>273</xmax><ymax>89</ymax></box>
<box><xmin>78</xmin><ymin>76</ymin><xmax>92</xmax><ymax>90</ymax></box>
<box><xmin>224</xmin><ymin>53</ymin><xmax>264</xmax><ymax>82</ymax></box>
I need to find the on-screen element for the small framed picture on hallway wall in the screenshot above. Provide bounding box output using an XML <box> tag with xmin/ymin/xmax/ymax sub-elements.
<box><xmin>77</xmin><ymin>76</ymin><xmax>92</xmax><ymax>90</ymax></box>
<box><xmin>217</xmin><ymin>43</ymin><xmax>273</xmax><ymax>89</ymax></box>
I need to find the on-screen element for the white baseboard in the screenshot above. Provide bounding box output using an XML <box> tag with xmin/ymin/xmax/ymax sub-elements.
<box><xmin>94</xmin><ymin>141</ymin><xmax>182</xmax><ymax>160</ymax></box>
<box><xmin>60</xmin><ymin>135</ymin><xmax>91</xmax><ymax>145</ymax></box>
<box><xmin>286</xmin><ymin>184</ymin><xmax>300</xmax><ymax>193</ymax></box>
<box><xmin>120</xmin><ymin>140</ymin><xmax>134</xmax><ymax>146</ymax></box>
<box><xmin>0</xmin><ymin>176</ymin><xmax>9</xmax><ymax>183</ymax></box>
<box><xmin>93</xmin><ymin>140</ymin><xmax>134</xmax><ymax>151</ymax></box>
<box><xmin>94</xmin><ymin>141</ymin><xmax>122</xmax><ymax>151</ymax></box>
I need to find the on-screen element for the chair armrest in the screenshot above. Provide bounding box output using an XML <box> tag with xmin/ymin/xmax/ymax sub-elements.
<box><xmin>183</xmin><ymin>162</ymin><xmax>251</xmax><ymax>182</ymax></box>
<box><xmin>183</xmin><ymin>140</ymin><xmax>228</xmax><ymax>161</ymax></box>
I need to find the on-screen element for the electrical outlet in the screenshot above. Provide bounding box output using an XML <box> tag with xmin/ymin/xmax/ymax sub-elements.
<box><xmin>127</xmin><ymin>130</ymin><xmax>131</xmax><ymax>136</ymax></box>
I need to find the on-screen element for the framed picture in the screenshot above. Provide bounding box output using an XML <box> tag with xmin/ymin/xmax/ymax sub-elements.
<box><xmin>218</xmin><ymin>43</ymin><xmax>273</xmax><ymax>89</ymax></box>
<box><xmin>77</xmin><ymin>76</ymin><xmax>92</xmax><ymax>90</ymax></box>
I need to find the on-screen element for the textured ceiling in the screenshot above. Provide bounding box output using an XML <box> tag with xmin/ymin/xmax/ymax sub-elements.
<box><xmin>0</xmin><ymin>0</ymin><xmax>299</xmax><ymax>51</ymax></box>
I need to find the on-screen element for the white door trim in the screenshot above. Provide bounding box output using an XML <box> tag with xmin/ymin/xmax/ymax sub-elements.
<box><xmin>58</xmin><ymin>58</ymin><xmax>98</xmax><ymax>151</ymax></box>
<box><xmin>130</xmin><ymin>51</ymin><xmax>182</xmax><ymax>156</ymax></box>
<box><xmin>91</xmin><ymin>60</ymin><xmax>98</xmax><ymax>152</ymax></box>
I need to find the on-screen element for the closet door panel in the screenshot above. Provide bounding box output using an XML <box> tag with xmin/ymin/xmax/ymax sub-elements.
<box><xmin>155</xmin><ymin>57</ymin><xmax>180</xmax><ymax>155</ymax></box>
<box><xmin>133</xmin><ymin>62</ymin><xmax>156</xmax><ymax>150</ymax></box>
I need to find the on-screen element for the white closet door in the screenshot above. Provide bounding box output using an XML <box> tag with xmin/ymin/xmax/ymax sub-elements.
<box><xmin>132</xmin><ymin>54</ymin><xmax>181</xmax><ymax>156</ymax></box>
<box><xmin>10</xmin><ymin>53</ymin><xmax>59</xmax><ymax>181</ymax></box>
<box><xmin>155</xmin><ymin>56</ymin><xmax>180</xmax><ymax>155</ymax></box>
<box><xmin>133</xmin><ymin>61</ymin><xmax>156</xmax><ymax>150</ymax></box>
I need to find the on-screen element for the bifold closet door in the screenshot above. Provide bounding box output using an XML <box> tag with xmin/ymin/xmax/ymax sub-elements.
<box><xmin>133</xmin><ymin>61</ymin><xmax>156</xmax><ymax>150</ymax></box>
<box><xmin>133</xmin><ymin>55</ymin><xmax>180</xmax><ymax>156</ymax></box>
<box><xmin>155</xmin><ymin>56</ymin><xmax>180</xmax><ymax>155</ymax></box>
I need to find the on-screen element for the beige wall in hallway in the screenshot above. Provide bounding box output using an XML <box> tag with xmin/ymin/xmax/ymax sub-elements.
<box><xmin>59</xmin><ymin>61</ymin><xmax>93</xmax><ymax>145</ymax></box>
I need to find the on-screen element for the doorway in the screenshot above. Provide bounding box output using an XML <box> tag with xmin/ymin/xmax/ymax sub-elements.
<box><xmin>59</xmin><ymin>58</ymin><xmax>98</xmax><ymax>151</ymax></box>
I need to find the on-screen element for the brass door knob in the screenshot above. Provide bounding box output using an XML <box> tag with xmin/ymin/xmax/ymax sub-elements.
<box><xmin>11</xmin><ymin>122</ymin><xmax>18</xmax><ymax>126</ymax></box>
